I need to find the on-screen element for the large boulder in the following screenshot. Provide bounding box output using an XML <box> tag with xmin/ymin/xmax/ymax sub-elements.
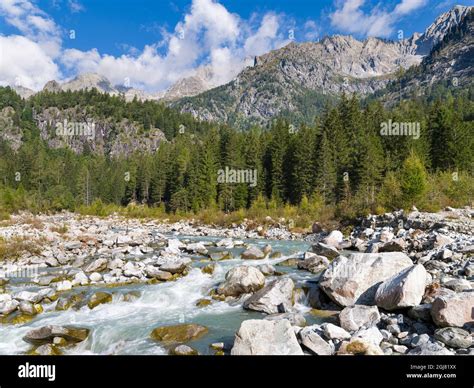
<box><xmin>145</xmin><ymin>266</ymin><xmax>173</xmax><ymax>281</ymax></box>
<box><xmin>297</xmin><ymin>255</ymin><xmax>330</xmax><ymax>273</ymax></box>
<box><xmin>150</xmin><ymin>324</ymin><xmax>208</xmax><ymax>343</ymax></box>
<box><xmin>231</xmin><ymin>319</ymin><xmax>303</xmax><ymax>355</ymax></box>
<box><xmin>217</xmin><ymin>266</ymin><xmax>265</xmax><ymax>297</ymax></box>
<box><xmin>23</xmin><ymin>325</ymin><xmax>89</xmax><ymax>345</ymax></box>
<box><xmin>339</xmin><ymin>305</ymin><xmax>381</xmax><ymax>332</ymax></box>
<box><xmin>322</xmin><ymin>230</ymin><xmax>343</xmax><ymax>247</ymax></box>
<box><xmin>84</xmin><ymin>258</ymin><xmax>108</xmax><ymax>273</ymax></box>
<box><xmin>321</xmin><ymin>323</ymin><xmax>351</xmax><ymax>341</ymax></box>
<box><xmin>408</xmin><ymin>341</ymin><xmax>454</xmax><ymax>355</ymax></box>
<box><xmin>375</xmin><ymin>264</ymin><xmax>428</xmax><ymax>310</ymax></box>
<box><xmin>243</xmin><ymin>278</ymin><xmax>294</xmax><ymax>314</ymax></box>
<box><xmin>319</xmin><ymin>252</ymin><xmax>413</xmax><ymax>306</ymax></box>
<box><xmin>241</xmin><ymin>246</ymin><xmax>265</xmax><ymax>260</ymax></box>
<box><xmin>431</xmin><ymin>291</ymin><xmax>474</xmax><ymax>327</ymax></box>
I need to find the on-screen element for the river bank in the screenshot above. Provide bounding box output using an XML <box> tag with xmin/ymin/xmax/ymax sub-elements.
<box><xmin>0</xmin><ymin>208</ymin><xmax>472</xmax><ymax>355</ymax></box>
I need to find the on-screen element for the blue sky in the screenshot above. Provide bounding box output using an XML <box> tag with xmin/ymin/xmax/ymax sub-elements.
<box><xmin>0</xmin><ymin>0</ymin><xmax>472</xmax><ymax>91</ymax></box>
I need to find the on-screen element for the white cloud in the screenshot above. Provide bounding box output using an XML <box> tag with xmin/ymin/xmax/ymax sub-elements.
<box><xmin>0</xmin><ymin>35</ymin><xmax>60</xmax><ymax>90</ymax></box>
<box><xmin>0</xmin><ymin>0</ymin><xmax>62</xmax><ymax>57</ymax></box>
<box><xmin>0</xmin><ymin>0</ymin><xmax>291</xmax><ymax>92</ymax></box>
<box><xmin>329</xmin><ymin>0</ymin><xmax>427</xmax><ymax>37</ymax></box>
<box><xmin>61</xmin><ymin>0</ymin><xmax>290</xmax><ymax>91</ymax></box>
<box><xmin>303</xmin><ymin>20</ymin><xmax>320</xmax><ymax>41</ymax></box>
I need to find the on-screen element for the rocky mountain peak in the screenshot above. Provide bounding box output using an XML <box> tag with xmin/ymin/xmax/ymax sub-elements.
<box><xmin>415</xmin><ymin>4</ymin><xmax>473</xmax><ymax>54</ymax></box>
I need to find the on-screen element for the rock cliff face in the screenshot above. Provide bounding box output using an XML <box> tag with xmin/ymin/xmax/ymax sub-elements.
<box><xmin>414</xmin><ymin>5</ymin><xmax>473</xmax><ymax>55</ymax></box>
<box><xmin>0</xmin><ymin>106</ymin><xmax>167</xmax><ymax>157</ymax></box>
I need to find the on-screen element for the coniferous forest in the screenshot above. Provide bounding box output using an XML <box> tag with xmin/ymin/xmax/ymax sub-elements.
<box><xmin>0</xmin><ymin>85</ymin><xmax>473</xmax><ymax>225</ymax></box>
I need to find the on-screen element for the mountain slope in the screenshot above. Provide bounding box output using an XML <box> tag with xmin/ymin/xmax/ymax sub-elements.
<box><xmin>173</xmin><ymin>5</ymin><xmax>472</xmax><ymax>128</ymax></box>
<box><xmin>375</xmin><ymin>7</ymin><xmax>474</xmax><ymax>103</ymax></box>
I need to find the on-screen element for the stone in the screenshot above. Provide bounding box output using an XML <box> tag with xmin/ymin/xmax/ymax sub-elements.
<box><xmin>339</xmin><ymin>305</ymin><xmax>381</xmax><ymax>332</ymax></box>
<box><xmin>434</xmin><ymin>327</ymin><xmax>473</xmax><ymax>349</ymax></box>
<box><xmin>311</xmin><ymin>243</ymin><xmax>339</xmax><ymax>260</ymax></box>
<box><xmin>55</xmin><ymin>293</ymin><xmax>85</xmax><ymax>311</ymax></box>
<box><xmin>393</xmin><ymin>345</ymin><xmax>408</xmax><ymax>354</ymax></box>
<box><xmin>297</xmin><ymin>255</ymin><xmax>330</xmax><ymax>273</ymax></box>
<box><xmin>431</xmin><ymin>291</ymin><xmax>474</xmax><ymax>327</ymax></box>
<box><xmin>169</xmin><ymin>344</ymin><xmax>198</xmax><ymax>355</ymax></box>
<box><xmin>378</xmin><ymin>238</ymin><xmax>406</xmax><ymax>252</ymax></box>
<box><xmin>0</xmin><ymin>298</ymin><xmax>19</xmax><ymax>315</ymax></box>
<box><xmin>55</xmin><ymin>280</ymin><xmax>73</xmax><ymax>291</ymax></box>
<box><xmin>231</xmin><ymin>319</ymin><xmax>303</xmax><ymax>355</ymax></box>
<box><xmin>433</xmin><ymin>234</ymin><xmax>454</xmax><ymax>248</ymax></box>
<box><xmin>375</xmin><ymin>264</ymin><xmax>428</xmax><ymax>310</ymax></box>
<box><xmin>87</xmin><ymin>292</ymin><xmax>112</xmax><ymax>309</ymax></box>
<box><xmin>319</xmin><ymin>252</ymin><xmax>413</xmax><ymax>306</ymax></box>
<box><xmin>84</xmin><ymin>258</ymin><xmax>108</xmax><ymax>273</ymax></box>
<box><xmin>14</xmin><ymin>291</ymin><xmax>43</xmax><ymax>304</ymax></box>
<box><xmin>156</xmin><ymin>254</ymin><xmax>191</xmax><ymax>274</ymax></box>
<box><xmin>65</xmin><ymin>241</ymin><xmax>82</xmax><ymax>250</ymax></box>
<box><xmin>262</xmin><ymin>244</ymin><xmax>272</xmax><ymax>255</ymax></box>
<box><xmin>299</xmin><ymin>325</ymin><xmax>335</xmax><ymax>355</ymax></box>
<box><xmin>145</xmin><ymin>266</ymin><xmax>173</xmax><ymax>281</ymax></box>
<box><xmin>241</xmin><ymin>246</ymin><xmax>265</xmax><ymax>260</ymax></box>
<box><xmin>410</xmin><ymin>333</ymin><xmax>431</xmax><ymax>347</ymax></box>
<box><xmin>243</xmin><ymin>278</ymin><xmax>294</xmax><ymax>314</ymax></box>
<box><xmin>150</xmin><ymin>324</ymin><xmax>208</xmax><ymax>343</ymax></box>
<box><xmin>217</xmin><ymin>266</ymin><xmax>265</xmax><ymax>297</ymax></box>
<box><xmin>19</xmin><ymin>301</ymin><xmax>37</xmax><ymax>316</ymax></box>
<box><xmin>185</xmin><ymin>242</ymin><xmax>208</xmax><ymax>256</ymax></box>
<box><xmin>351</xmin><ymin>326</ymin><xmax>383</xmax><ymax>346</ymax></box>
<box><xmin>209</xmin><ymin>251</ymin><xmax>232</xmax><ymax>261</ymax></box>
<box><xmin>409</xmin><ymin>341</ymin><xmax>453</xmax><ymax>355</ymax></box>
<box><xmin>312</xmin><ymin>222</ymin><xmax>323</xmax><ymax>234</ymax></box>
<box><xmin>337</xmin><ymin>339</ymin><xmax>383</xmax><ymax>355</ymax></box>
<box><xmin>201</xmin><ymin>263</ymin><xmax>216</xmax><ymax>275</ymax></box>
<box><xmin>257</xmin><ymin>264</ymin><xmax>276</xmax><ymax>276</ymax></box>
<box><xmin>195</xmin><ymin>299</ymin><xmax>212</xmax><ymax>307</ymax></box>
<box><xmin>31</xmin><ymin>344</ymin><xmax>62</xmax><ymax>356</ymax></box>
<box><xmin>323</xmin><ymin>230</ymin><xmax>343</xmax><ymax>247</ymax></box>
<box><xmin>321</xmin><ymin>323</ymin><xmax>351</xmax><ymax>340</ymax></box>
<box><xmin>89</xmin><ymin>272</ymin><xmax>102</xmax><ymax>282</ymax></box>
<box><xmin>443</xmin><ymin>279</ymin><xmax>472</xmax><ymax>292</ymax></box>
<box><xmin>23</xmin><ymin>325</ymin><xmax>89</xmax><ymax>345</ymax></box>
<box><xmin>73</xmin><ymin>271</ymin><xmax>89</xmax><ymax>286</ymax></box>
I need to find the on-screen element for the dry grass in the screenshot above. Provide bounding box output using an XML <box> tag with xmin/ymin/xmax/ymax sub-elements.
<box><xmin>0</xmin><ymin>236</ymin><xmax>44</xmax><ymax>261</ymax></box>
<box><xmin>50</xmin><ymin>224</ymin><xmax>69</xmax><ymax>234</ymax></box>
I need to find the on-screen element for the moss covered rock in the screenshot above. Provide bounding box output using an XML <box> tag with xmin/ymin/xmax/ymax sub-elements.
<box><xmin>23</xmin><ymin>325</ymin><xmax>90</xmax><ymax>345</ymax></box>
<box><xmin>150</xmin><ymin>323</ymin><xmax>208</xmax><ymax>343</ymax></box>
<box><xmin>87</xmin><ymin>292</ymin><xmax>112</xmax><ymax>309</ymax></box>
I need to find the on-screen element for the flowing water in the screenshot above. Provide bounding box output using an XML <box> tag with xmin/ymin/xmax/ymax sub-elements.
<box><xmin>0</xmin><ymin>235</ymin><xmax>328</xmax><ymax>355</ymax></box>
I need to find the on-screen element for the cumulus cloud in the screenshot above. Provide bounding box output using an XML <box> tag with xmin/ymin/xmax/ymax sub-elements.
<box><xmin>62</xmin><ymin>0</ymin><xmax>290</xmax><ymax>91</ymax></box>
<box><xmin>0</xmin><ymin>35</ymin><xmax>60</xmax><ymax>90</ymax></box>
<box><xmin>329</xmin><ymin>0</ymin><xmax>427</xmax><ymax>37</ymax></box>
<box><xmin>0</xmin><ymin>0</ymin><xmax>62</xmax><ymax>57</ymax></box>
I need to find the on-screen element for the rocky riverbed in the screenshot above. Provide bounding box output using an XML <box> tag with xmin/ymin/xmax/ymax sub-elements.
<box><xmin>0</xmin><ymin>208</ymin><xmax>472</xmax><ymax>355</ymax></box>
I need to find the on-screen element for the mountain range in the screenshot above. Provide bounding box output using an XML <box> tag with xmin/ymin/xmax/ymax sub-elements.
<box><xmin>8</xmin><ymin>5</ymin><xmax>474</xmax><ymax>129</ymax></box>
